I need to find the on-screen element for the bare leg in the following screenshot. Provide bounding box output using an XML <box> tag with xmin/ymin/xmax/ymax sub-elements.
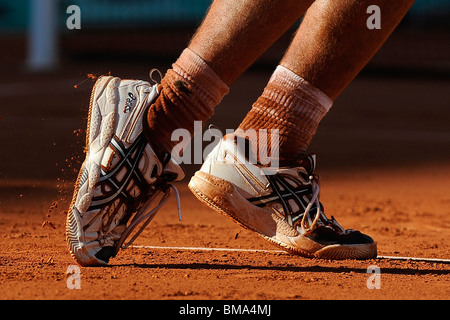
<box><xmin>281</xmin><ymin>0</ymin><xmax>415</xmax><ymax>100</ymax></box>
<box><xmin>147</xmin><ymin>0</ymin><xmax>313</xmax><ymax>157</ymax></box>
<box><xmin>189</xmin><ymin>0</ymin><xmax>314</xmax><ymax>86</ymax></box>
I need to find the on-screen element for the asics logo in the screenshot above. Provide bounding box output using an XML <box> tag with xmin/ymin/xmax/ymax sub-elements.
<box><xmin>248</xmin><ymin>173</ymin><xmax>316</xmax><ymax>227</ymax></box>
<box><xmin>123</xmin><ymin>92</ymin><xmax>136</xmax><ymax>113</ymax></box>
<box><xmin>90</xmin><ymin>134</ymin><xmax>148</xmax><ymax>208</ymax></box>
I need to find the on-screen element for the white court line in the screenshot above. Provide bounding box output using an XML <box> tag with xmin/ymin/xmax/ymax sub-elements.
<box><xmin>376</xmin><ymin>255</ymin><xmax>450</xmax><ymax>264</ymax></box>
<box><xmin>132</xmin><ymin>245</ymin><xmax>450</xmax><ymax>264</ymax></box>
<box><xmin>132</xmin><ymin>245</ymin><xmax>286</xmax><ymax>254</ymax></box>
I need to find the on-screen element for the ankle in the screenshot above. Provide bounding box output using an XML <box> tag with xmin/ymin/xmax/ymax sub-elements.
<box><xmin>144</xmin><ymin>48</ymin><xmax>229</xmax><ymax>160</ymax></box>
<box><xmin>237</xmin><ymin>65</ymin><xmax>332</xmax><ymax>164</ymax></box>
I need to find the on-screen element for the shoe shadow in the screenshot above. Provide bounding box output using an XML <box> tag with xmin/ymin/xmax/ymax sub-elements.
<box><xmin>116</xmin><ymin>261</ymin><xmax>449</xmax><ymax>276</ymax></box>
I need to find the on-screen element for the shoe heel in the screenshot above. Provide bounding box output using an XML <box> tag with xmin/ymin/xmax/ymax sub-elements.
<box><xmin>188</xmin><ymin>171</ymin><xmax>285</xmax><ymax>240</ymax></box>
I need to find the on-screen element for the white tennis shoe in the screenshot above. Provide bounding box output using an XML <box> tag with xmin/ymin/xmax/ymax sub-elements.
<box><xmin>66</xmin><ymin>75</ymin><xmax>184</xmax><ymax>266</ymax></box>
<box><xmin>189</xmin><ymin>134</ymin><xmax>377</xmax><ymax>259</ymax></box>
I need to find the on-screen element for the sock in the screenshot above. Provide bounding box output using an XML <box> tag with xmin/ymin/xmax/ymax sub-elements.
<box><xmin>236</xmin><ymin>65</ymin><xmax>333</xmax><ymax>166</ymax></box>
<box><xmin>145</xmin><ymin>48</ymin><xmax>229</xmax><ymax>159</ymax></box>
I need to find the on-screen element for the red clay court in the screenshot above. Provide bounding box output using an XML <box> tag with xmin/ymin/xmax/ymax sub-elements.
<box><xmin>0</xmin><ymin>0</ymin><xmax>449</xmax><ymax>301</ymax></box>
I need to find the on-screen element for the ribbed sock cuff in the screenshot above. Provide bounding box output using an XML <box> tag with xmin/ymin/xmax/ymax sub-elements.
<box><xmin>236</xmin><ymin>65</ymin><xmax>334</xmax><ymax>164</ymax></box>
<box><xmin>268</xmin><ymin>65</ymin><xmax>333</xmax><ymax>112</ymax></box>
<box><xmin>173</xmin><ymin>48</ymin><xmax>229</xmax><ymax>108</ymax></box>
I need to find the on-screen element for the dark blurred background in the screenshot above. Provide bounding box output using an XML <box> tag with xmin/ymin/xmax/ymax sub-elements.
<box><xmin>0</xmin><ymin>0</ymin><xmax>449</xmax><ymax>184</ymax></box>
<box><xmin>1</xmin><ymin>0</ymin><xmax>449</xmax><ymax>72</ymax></box>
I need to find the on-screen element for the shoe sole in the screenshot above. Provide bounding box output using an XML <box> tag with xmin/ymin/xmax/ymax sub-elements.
<box><xmin>189</xmin><ymin>171</ymin><xmax>377</xmax><ymax>260</ymax></box>
<box><xmin>66</xmin><ymin>76</ymin><xmax>120</xmax><ymax>266</ymax></box>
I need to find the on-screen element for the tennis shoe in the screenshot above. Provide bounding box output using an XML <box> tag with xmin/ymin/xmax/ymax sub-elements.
<box><xmin>66</xmin><ymin>75</ymin><xmax>184</xmax><ymax>266</ymax></box>
<box><xmin>188</xmin><ymin>134</ymin><xmax>377</xmax><ymax>259</ymax></box>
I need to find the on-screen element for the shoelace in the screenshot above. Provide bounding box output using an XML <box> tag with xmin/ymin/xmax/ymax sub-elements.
<box><xmin>149</xmin><ymin>68</ymin><xmax>163</xmax><ymax>86</ymax></box>
<box><xmin>115</xmin><ymin>69</ymin><xmax>179</xmax><ymax>251</ymax></box>
<box><xmin>300</xmin><ymin>175</ymin><xmax>322</xmax><ymax>234</ymax></box>
<box><xmin>116</xmin><ymin>182</ymin><xmax>181</xmax><ymax>250</ymax></box>
<box><xmin>299</xmin><ymin>175</ymin><xmax>344</xmax><ymax>235</ymax></box>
